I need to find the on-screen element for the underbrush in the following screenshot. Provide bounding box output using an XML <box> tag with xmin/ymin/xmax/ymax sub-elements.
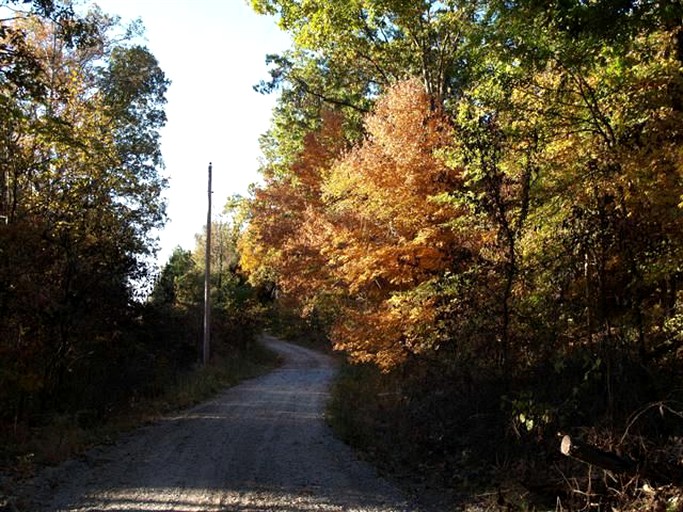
<box><xmin>327</xmin><ymin>351</ymin><xmax>683</xmax><ymax>511</ymax></box>
<box><xmin>0</xmin><ymin>340</ymin><xmax>279</xmax><ymax>480</ymax></box>
<box><xmin>327</xmin><ymin>362</ymin><xmax>508</xmax><ymax>510</ymax></box>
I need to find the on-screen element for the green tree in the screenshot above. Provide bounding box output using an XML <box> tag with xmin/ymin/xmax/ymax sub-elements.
<box><xmin>150</xmin><ymin>247</ymin><xmax>195</xmax><ymax>307</ymax></box>
<box><xmin>252</xmin><ymin>0</ymin><xmax>483</xmax><ymax>178</ymax></box>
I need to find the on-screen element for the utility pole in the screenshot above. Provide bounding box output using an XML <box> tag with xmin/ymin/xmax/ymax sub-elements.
<box><xmin>203</xmin><ymin>162</ymin><xmax>212</xmax><ymax>366</ymax></box>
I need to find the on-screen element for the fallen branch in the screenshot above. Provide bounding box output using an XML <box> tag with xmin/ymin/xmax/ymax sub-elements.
<box><xmin>560</xmin><ymin>434</ymin><xmax>683</xmax><ymax>486</ymax></box>
<box><xmin>560</xmin><ymin>435</ymin><xmax>637</xmax><ymax>474</ymax></box>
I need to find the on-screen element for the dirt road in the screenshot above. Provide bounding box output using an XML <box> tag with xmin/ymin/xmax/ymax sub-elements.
<box><xmin>23</xmin><ymin>336</ymin><xmax>414</xmax><ymax>511</ymax></box>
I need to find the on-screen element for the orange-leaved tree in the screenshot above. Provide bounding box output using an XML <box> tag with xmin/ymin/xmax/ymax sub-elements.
<box><xmin>240</xmin><ymin>110</ymin><xmax>350</xmax><ymax>325</ymax></box>
<box><xmin>321</xmin><ymin>78</ymin><xmax>477</xmax><ymax>368</ymax></box>
<box><xmin>242</xmin><ymin>79</ymin><xmax>480</xmax><ymax>368</ymax></box>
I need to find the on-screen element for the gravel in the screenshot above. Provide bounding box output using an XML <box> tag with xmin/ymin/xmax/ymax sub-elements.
<box><xmin>20</xmin><ymin>335</ymin><xmax>417</xmax><ymax>511</ymax></box>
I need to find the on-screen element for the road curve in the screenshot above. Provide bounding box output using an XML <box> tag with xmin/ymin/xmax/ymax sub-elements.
<box><xmin>24</xmin><ymin>335</ymin><xmax>414</xmax><ymax>511</ymax></box>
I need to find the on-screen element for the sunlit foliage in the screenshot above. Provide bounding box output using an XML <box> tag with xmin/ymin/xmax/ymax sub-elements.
<box><xmin>247</xmin><ymin>5</ymin><xmax>683</xmax><ymax>492</ymax></box>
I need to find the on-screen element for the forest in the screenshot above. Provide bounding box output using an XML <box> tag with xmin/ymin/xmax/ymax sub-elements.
<box><xmin>1</xmin><ymin>0</ymin><xmax>683</xmax><ymax>509</ymax></box>
<box><xmin>242</xmin><ymin>0</ymin><xmax>683</xmax><ymax>509</ymax></box>
<box><xmin>0</xmin><ymin>0</ymin><xmax>268</xmax><ymax>470</ymax></box>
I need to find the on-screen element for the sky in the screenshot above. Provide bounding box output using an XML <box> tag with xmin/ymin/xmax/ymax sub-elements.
<box><xmin>82</xmin><ymin>0</ymin><xmax>290</xmax><ymax>266</ymax></box>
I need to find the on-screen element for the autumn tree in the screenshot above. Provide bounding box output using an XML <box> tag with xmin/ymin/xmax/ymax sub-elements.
<box><xmin>319</xmin><ymin>79</ymin><xmax>472</xmax><ymax>368</ymax></box>
<box><xmin>243</xmin><ymin>79</ymin><xmax>474</xmax><ymax>368</ymax></box>
<box><xmin>522</xmin><ymin>26</ymin><xmax>683</xmax><ymax>371</ymax></box>
<box><xmin>0</xmin><ymin>6</ymin><xmax>169</xmax><ymax>422</ymax></box>
<box><xmin>250</xmin><ymin>0</ymin><xmax>683</xmax><ymax>368</ymax></box>
<box><xmin>241</xmin><ymin>109</ymin><xmax>350</xmax><ymax>335</ymax></box>
<box><xmin>245</xmin><ymin>0</ymin><xmax>683</xmax><ymax>504</ymax></box>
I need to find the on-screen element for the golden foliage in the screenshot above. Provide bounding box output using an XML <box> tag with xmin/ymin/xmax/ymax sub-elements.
<box><xmin>244</xmin><ymin>79</ymin><xmax>474</xmax><ymax>367</ymax></box>
<box><xmin>323</xmin><ymin>79</ymin><xmax>466</xmax><ymax>291</ymax></box>
<box><xmin>240</xmin><ymin>110</ymin><xmax>348</xmax><ymax>307</ymax></box>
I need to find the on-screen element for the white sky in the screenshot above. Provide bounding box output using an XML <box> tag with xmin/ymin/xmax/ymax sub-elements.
<box><xmin>84</xmin><ymin>0</ymin><xmax>290</xmax><ymax>266</ymax></box>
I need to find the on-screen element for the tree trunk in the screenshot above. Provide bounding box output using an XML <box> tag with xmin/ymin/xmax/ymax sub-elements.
<box><xmin>560</xmin><ymin>435</ymin><xmax>636</xmax><ymax>474</ymax></box>
<box><xmin>560</xmin><ymin>434</ymin><xmax>683</xmax><ymax>485</ymax></box>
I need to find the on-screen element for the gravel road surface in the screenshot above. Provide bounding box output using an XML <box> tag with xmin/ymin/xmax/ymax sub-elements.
<box><xmin>22</xmin><ymin>335</ymin><xmax>414</xmax><ymax>511</ymax></box>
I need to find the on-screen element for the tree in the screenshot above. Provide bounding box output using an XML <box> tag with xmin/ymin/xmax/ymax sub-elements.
<box><xmin>241</xmin><ymin>109</ymin><xmax>349</xmax><ymax>326</ymax></box>
<box><xmin>523</xmin><ymin>26</ymin><xmax>683</xmax><ymax>364</ymax></box>
<box><xmin>150</xmin><ymin>247</ymin><xmax>195</xmax><ymax>307</ymax></box>
<box><xmin>243</xmin><ymin>0</ymin><xmax>683</xmax><ymax>504</ymax></box>
<box><xmin>243</xmin><ymin>79</ymin><xmax>474</xmax><ymax>368</ymax></box>
<box><xmin>252</xmin><ymin>0</ymin><xmax>483</xmax><ymax>181</ymax></box>
<box><xmin>253</xmin><ymin>0</ymin><xmax>481</xmax><ymax>102</ymax></box>
<box><xmin>0</xmin><ymin>6</ymin><xmax>169</xmax><ymax>421</ymax></box>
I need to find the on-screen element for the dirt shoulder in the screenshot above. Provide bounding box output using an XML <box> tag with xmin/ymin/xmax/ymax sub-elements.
<box><xmin>15</xmin><ymin>335</ymin><xmax>415</xmax><ymax>511</ymax></box>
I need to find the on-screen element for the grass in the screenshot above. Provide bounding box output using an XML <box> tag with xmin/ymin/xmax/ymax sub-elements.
<box><xmin>135</xmin><ymin>341</ymin><xmax>281</xmax><ymax>418</ymax></box>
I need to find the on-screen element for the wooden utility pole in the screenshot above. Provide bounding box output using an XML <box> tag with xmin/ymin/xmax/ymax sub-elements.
<box><xmin>203</xmin><ymin>162</ymin><xmax>212</xmax><ymax>366</ymax></box>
